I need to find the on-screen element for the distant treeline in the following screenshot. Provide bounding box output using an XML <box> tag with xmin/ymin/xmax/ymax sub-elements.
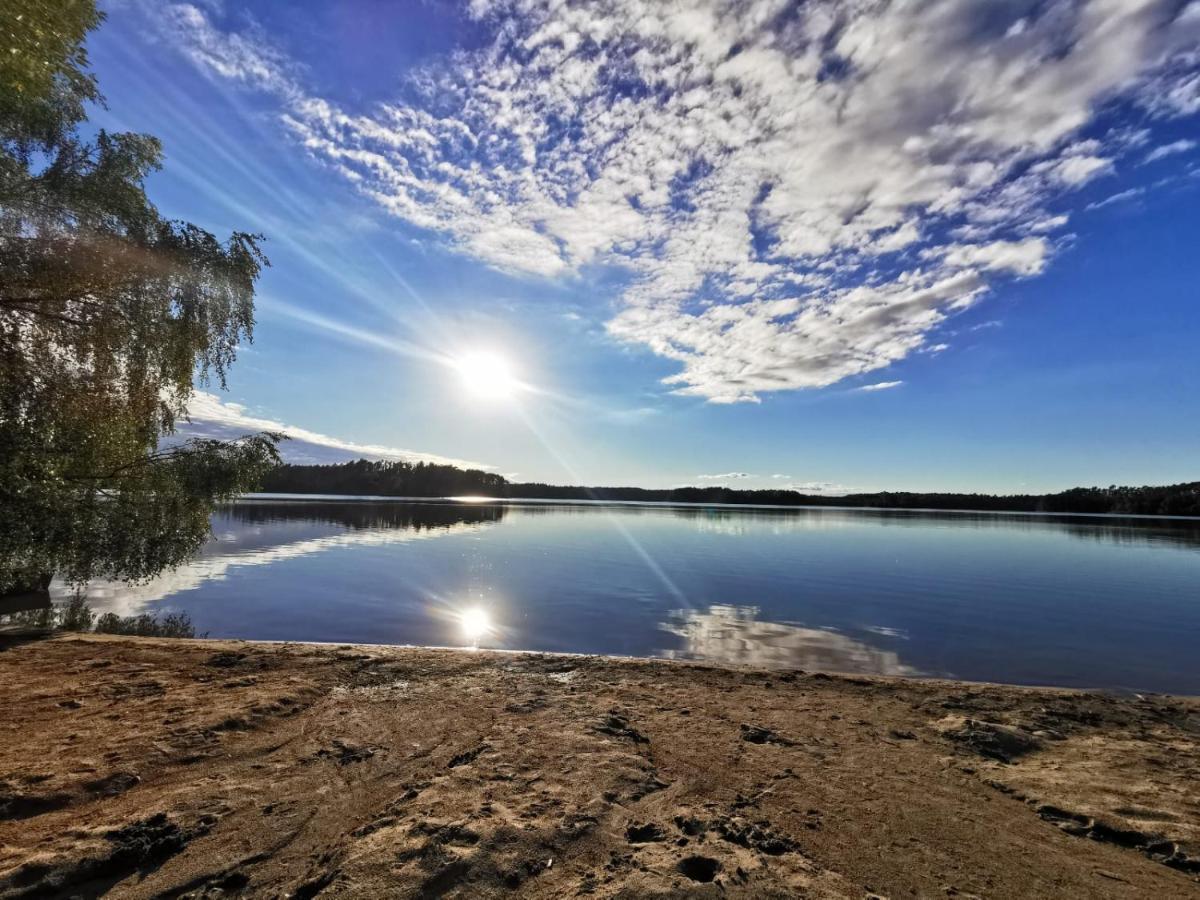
<box><xmin>503</xmin><ymin>482</ymin><xmax>1200</xmax><ymax>515</ymax></box>
<box><xmin>259</xmin><ymin>459</ymin><xmax>506</xmax><ymax>497</ymax></box>
<box><xmin>257</xmin><ymin>461</ymin><xmax>1200</xmax><ymax>516</ymax></box>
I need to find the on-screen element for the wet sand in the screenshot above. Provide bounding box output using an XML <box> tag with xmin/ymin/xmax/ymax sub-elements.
<box><xmin>1</xmin><ymin>634</ymin><xmax>1198</xmax><ymax>898</ymax></box>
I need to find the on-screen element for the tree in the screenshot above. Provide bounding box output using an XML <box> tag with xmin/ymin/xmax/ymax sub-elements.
<box><xmin>1</xmin><ymin>1</ymin><xmax>281</xmax><ymax>597</ymax></box>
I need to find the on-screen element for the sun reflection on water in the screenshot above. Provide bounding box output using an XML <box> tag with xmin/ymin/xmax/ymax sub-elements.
<box><xmin>459</xmin><ymin>606</ymin><xmax>493</xmax><ymax>647</ymax></box>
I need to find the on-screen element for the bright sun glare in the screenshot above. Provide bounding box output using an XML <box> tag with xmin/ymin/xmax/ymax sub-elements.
<box><xmin>454</xmin><ymin>351</ymin><xmax>519</xmax><ymax>400</ymax></box>
<box><xmin>459</xmin><ymin>607</ymin><xmax>492</xmax><ymax>644</ymax></box>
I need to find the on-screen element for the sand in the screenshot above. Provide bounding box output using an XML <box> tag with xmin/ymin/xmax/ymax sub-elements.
<box><xmin>1</xmin><ymin>633</ymin><xmax>1198</xmax><ymax>898</ymax></box>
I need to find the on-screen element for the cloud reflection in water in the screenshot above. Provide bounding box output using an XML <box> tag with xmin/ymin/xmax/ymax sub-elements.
<box><xmin>660</xmin><ymin>605</ymin><xmax>917</xmax><ymax>676</ymax></box>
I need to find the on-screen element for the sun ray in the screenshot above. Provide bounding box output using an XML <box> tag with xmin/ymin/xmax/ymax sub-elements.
<box><xmin>510</xmin><ymin>404</ymin><xmax>690</xmax><ymax>608</ymax></box>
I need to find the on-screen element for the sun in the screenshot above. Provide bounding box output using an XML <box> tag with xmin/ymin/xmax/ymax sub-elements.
<box><xmin>459</xmin><ymin>607</ymin><xmax>492</xmax><ymax>644</ymax></box>
<box><xmin>454</xmin><ymin>350</ymin><xmax>519</xmax><ymax>400</ymax></box>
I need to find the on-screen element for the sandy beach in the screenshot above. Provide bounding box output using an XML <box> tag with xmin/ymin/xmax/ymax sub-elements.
<box><xmin>1</xmin><ymin>634</ymin><xmax>1198</xmax><ymax>898</ymax></box>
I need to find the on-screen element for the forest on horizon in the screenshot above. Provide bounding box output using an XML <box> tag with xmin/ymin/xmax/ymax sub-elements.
<box><xmin>257</xmin><ymin>460</ymin><xmax>1200</xmax><ymax>517</ymax></box>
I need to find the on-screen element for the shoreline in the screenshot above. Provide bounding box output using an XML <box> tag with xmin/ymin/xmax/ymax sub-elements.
<box><xmin>2</xmin><ymin>634</ymin><xmax>1198</xmax><ymax>897</ymax></box>
<box><xmin>127</xmin><ymin>635</ymin><xmax>1200</xmax><ymax>698</ymax></box>
<box><xmin>240</xmin><ymin>493</ymin><xmax>1200</xmax><ymax>522</ymax></box>
<box><xmin>6</xmin><ymin>628</ymin><xmax>1188</xmax><ymax>698</ymax></box>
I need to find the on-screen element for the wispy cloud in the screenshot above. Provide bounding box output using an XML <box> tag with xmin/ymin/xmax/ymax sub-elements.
<box><xmin>179</xmin><ymin>391</ymin><xmax>493</xmax><ymax>469</ymax></box>
<box><xmin>969</xmin><ymin>320</ymin><xmax>1004</xmax><ymax>332</ymax></box>
<box><xmin>1086</xmin><ymin>187</ymin><xmax>1146</xmax><ymax>211</ymax></box>
<box><xmin>857</xmin><ymin>381</ymin><xmax>904</xmax><ymax>392</ymax></box>
<box><xmin>1145</xmin><ymin>138</ymin><xmax>1198</xmax><ymax>163</ymax></box>
<box><xmin>696</xmin><ymin>472</ymin><xmax>755</xmax><ymax>481</ymax></box>
<box><xmin>160</xmin><ymin>4</ymin><xmax>298</xmax><ymax>96</ymax></box>
<box><xmin>148</xmin><ymin>1</ymin><xmax>1200</xmax><ymax>403</ymax></box>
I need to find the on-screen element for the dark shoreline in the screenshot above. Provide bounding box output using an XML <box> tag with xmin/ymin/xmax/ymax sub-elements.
<box><xmin>257</xmin><ymin>462</ymin><xmax>1200</xmax><ymax>517</ymax></box>
<box><xmin>240</xmin><ymin>492</ymin><xmax>1200</xmax><ymax>522</ymax></box>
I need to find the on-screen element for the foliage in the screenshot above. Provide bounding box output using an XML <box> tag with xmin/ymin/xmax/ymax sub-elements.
<box><xmin>1</xmin><ymin>0</ymin><xmax>102</xmax><ymax>173</ymax></box>
<box><xmin>58</xmin><ymin>591</ymin><xmax>94</xmax><ymax>631</ymax></box>
<box><xmin>259</xmin><ymin>458</ymin><xmax>506</xmax><ymax>498</ymax></box>
<box><xmin>2</xmin><ymin>436</ymin><xmax>283</xmax><ymax>592</ymax></box>
<box><xmin>0</xmin><ymin>1</ymin><xmax>280</xmax><ymax>595</ymax></box>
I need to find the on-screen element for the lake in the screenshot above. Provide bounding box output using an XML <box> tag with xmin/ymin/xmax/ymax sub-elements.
<box><xmin>53</xmin><ymin>498</ymin><xmax>1200</xmax><ymax>694</ymax></box>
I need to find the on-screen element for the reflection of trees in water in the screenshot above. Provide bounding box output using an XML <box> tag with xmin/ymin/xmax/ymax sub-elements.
<box><xmin>505</xmin><ymin>501</ymin><xmax>1200</xmax><ymax>549</ymax></box>
<box><xmin>896</xmin><ymin>511</ymin><xmax>1200</xmax><ymax>551</ymax></box>
<box><xmin>48</xmin><ymin>502</ymin><xmax>508</xmax><ymax>619</ymax></box>
<box><xmin>226</xmin><ymin>500</ymin><xmax>1200</xmax><ymax>549</ymax></box>
<box><xmin>221</xmin><ymin>501</ymin><xmax>508</xmax><ymax>532</ymax></box>
<box><xmin>660</xmin><ymin>605</ymin><xmax>918</xmax><ymax>676</ymax></box>
<box><xmin>1053</xmin><ymin>520</ymin><xmax>1200</xmax><ymax>551</ymax></box>
<box><xmin>670</xmin><ymin>505</ymin><xmax>1200</xmax><ymax>549</ymax></box>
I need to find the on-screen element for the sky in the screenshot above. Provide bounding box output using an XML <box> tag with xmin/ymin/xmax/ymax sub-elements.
<box><xmin>90</xmin><ymin>0</ymin><xmax>1199</xmax><ymax>493</ymax></box>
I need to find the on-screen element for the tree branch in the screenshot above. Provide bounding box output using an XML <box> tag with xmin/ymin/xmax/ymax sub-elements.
<box><xmin>0</xmin><ymin>303</ymin><xmax>89</xmax><ymax>327</ymax></box>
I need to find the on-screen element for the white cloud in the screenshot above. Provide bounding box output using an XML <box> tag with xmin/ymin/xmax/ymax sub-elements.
<box><xmin>1029</xmin><ymin>214</ymin><xmax>1070</xmax><ymax>233</ymax></box>
<box><xmin>857</xmin><ymin>381</ymin><xmax>904</xmax><ymax>392</ymax></box>
<box><xmin>1145</xmin><ymin>138</ymin><xmax>1198</xmax><ymax>163</ymax></box>
<box><xmin>151</xmin><ymin>1</ymin><xmax>1200</xmax><ymax>403</ymax></box>
<box><xmin>1085</xmin><ymin>187</ymin><xmax>1146</xmax><ymax>210</ymax></box>
<box><xmin>1032</xmin><ymin>153</ymin><xmax>1114</xmax><ymax>187</ymax></box>
<box><xmin>938</xmin><ymin>238</ymin><xmax>1050</xmax><ymax>277</ymax></box>
<box><xmin>178</xmin><ymin>391</ymin><xmax>493</xmax><ymax>469</ymax></box>
<box><xmin>696</xmin><ymin>471</ymin><xmax>755</xmax><ymax>481</ymax></box>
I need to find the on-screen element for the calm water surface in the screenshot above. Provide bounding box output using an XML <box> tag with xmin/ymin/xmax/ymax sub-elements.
<box><xmin>54</xmin><ymin>499</ymin><xmax>1200</xmax><ymax>694</ymax></box>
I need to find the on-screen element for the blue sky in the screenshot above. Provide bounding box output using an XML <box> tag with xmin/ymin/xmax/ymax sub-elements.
<box><xmin>93</xmin><ymin>0</ymin><xmax>1199</xmax><ymax>492</ymax></box>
